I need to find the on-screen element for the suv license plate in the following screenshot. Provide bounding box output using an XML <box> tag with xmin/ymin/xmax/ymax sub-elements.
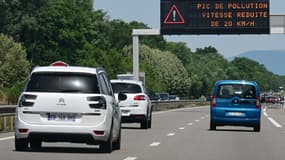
<box><xmin>47</xmin><ymin>113</ymin><xmax>77</xmax><ymax>122</ymax></box>
<box><xmin>226</xmin><ymin>112</ymin><xmax>244</xmax><ymax>117</ymax></box>
<box><xmin>121</xmin><ymin>110</ymin><xmax>130</xmax><ymax>116</ymax></box>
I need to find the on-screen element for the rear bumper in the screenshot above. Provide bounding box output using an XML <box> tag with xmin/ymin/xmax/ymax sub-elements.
<box><xmin>15</xmin><ymin>116</ymin><xmax>111</xmax><ymax>143</ymax></box>
<box><xmin>120</xmin><ymin>107</ymin><xmax>147</xmax><ymax>123</ymax></box>
<box><xmin>211</xmin><ymin>107</ymin><xmax>261</xmax><ymax>127</ymax></box>
<box><xmin>211</xmin><ymin>117</ymin><xmax>260</xmax><ymax>127</ymax></box>
<box><xmin>121</xmin><ymin>115</ymin><xmax>147</xmax><ymax>123</ymax></box>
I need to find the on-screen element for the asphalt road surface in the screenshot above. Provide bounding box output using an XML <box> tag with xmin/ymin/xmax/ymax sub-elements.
<box><xmin>0</xmin><ymin>104</ymin><xmax>284</xmax><ymax>160</ymax></box>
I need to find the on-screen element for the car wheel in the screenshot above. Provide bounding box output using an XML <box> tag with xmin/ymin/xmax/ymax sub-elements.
<box><xmin>30</xmin><ymin>140</ymin><xmax>42</xmax><ymax>150</ymax></box>
<box><xmin>253</xmin><ymin>123</ymin><xmax>261</xmax><ymax>132</ymax></box>
<box><xmin>210</xmin><ymin>120</ymin><xmax>216</xmax><ymax>130</ymax></box>
<box><xmin>113</xmin><ymin>126</ymin><xmax>121</xmax><ymax>150</ymax></box>
<box><xmin>148</xmin><ymin>110</ymin><xmax>152</xmax><ymax>129</ymax></box>
<box><xmin>100</xmin><ymin>127</ymin><xmax>113</xmax><ymax>153</ymax></box>
<box><xmin>141</xmin><ymin>117</ymin><xmax>149</xmax><ymax>129</ymax></box>
<box><xmin>15</xmin><ymin>138</ymin><xmax>28</xmax><ymax>151</ymax></box>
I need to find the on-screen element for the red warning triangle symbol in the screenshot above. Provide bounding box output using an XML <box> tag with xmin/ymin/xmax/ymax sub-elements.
<box><xmin>164</xmin><ymin>5</ymin><xmax>185</xmax><ymax>24</ymax></box>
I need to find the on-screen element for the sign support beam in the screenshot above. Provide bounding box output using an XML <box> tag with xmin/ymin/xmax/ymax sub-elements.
<box><xmin>132</xmin><ymin>29</ymin><xmax>160</xmax><ymax>81</ymax></box>
<box><xmin>270</xmin><ymin>15</ymin><xmax>285</xmax><ymax>34</ymax></box>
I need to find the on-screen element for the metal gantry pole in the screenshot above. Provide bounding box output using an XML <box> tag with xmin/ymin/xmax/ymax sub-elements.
<box><xmin>133</xmin><ymin>35</ymin><xmax>139</xmax><ymax>81</ymax></box>
<box><xmin>132</xmin><ymin>29</ymin><xmax>160</xmax><ymax>81</ymax></box>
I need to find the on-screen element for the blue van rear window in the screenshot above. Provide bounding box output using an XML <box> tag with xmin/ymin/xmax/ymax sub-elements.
<box><xmin>217</xmin><ymin>84</ymin><xmax>256</xmax><ymax>99</ymax></box>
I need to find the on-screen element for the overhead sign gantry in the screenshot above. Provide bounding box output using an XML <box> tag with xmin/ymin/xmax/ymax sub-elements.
<box><xmin>161</xmin><ymin>0</ymin><xmax>270</xmax><ymax>34</ymax></box>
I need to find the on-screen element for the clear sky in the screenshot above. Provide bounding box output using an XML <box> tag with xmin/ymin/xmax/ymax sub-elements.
<box><xmin>94</xmin><ymin>0</ymin><xmax>285</xmax><ymax>58</ymax></box>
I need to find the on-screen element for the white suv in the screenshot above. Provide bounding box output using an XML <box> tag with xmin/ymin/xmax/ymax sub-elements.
<box><xmin>15</xmin><ymin>61</ymin><xmax>126</xmax><ymax>153</ymax></box>
<box><xmin>111</xmin><ymin>79</ymin><xmax>152</xmax><ymax>129</ymax></box>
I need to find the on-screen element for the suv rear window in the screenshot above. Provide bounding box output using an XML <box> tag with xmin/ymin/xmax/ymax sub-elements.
<box><xmin>26</xmin><ymin>72</ymin><xmax>100</xmax><ymax>93</ymax></box>
<box><xmin>217</xmin><ymin>84</ymin><xmax>256</xmax><ymax>99</ymax></box>
<box><xmin>111</xmin><ymin>83</ymin><xmax>142</xmax><ymax>94</ymax></box>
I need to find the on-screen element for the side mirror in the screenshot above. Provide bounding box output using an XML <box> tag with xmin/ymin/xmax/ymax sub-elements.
<box><xmin>118</xmin><ymin>92</ymin><xmax>127</xmax><ymax>102</ymax></box>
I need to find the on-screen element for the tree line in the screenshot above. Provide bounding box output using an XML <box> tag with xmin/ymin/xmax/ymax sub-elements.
<box><xmin>0</xmin><ymin>0</ymin><xmax>284</xmax><ymax>103</ymax></box>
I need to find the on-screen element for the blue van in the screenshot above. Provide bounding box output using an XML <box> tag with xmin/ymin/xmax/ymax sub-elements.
<box><xmin>210</xmin><ymin>80</ymin><xmax>261</xmax><ymax>132</ymax></box>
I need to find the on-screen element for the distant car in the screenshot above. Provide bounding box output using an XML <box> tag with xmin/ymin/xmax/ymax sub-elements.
<box><xmin>265</xmin><ymin>96</ymin><xmax>276</xmax><ymax>104</ymax></box>
<box><xmin>158</xmin><ymin>93</ymin><xmax>169</xmax><ymax>101</ymax></box>
<box><xmin>149</xmin><ymin>93</ymin><xmax>160</xmax><ymax>101</ymax></box>
<box><xmin>15</xmin><ymin>61</ymin><xmax>126</xmax><ymax>153</ymax></box>
<box><xmin>111</xmin><ymin>79</ymin><xmax>152</xmax><ymax>129</ymax></box>
<box><xmin>210</xmin><ymin>80</ymin><xmax>261</xmax><ymax>132</ymax></box>
<box><xmin>168</xmin><ymin>95</ymin><xmax>179</xmax><ymax>101</ymax></box>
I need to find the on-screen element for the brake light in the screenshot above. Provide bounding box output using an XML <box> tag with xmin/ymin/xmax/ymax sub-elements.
<box><xmin>256</xmin><ymin>96</ymin><xmax>261</xmax><ymax>109</ymax></box>
<box><xmin>134</xmin><ymin>95</ymin><xmax>145</xmax><ymax>101</ymax></box>
<box><xmin>50</xmin><ymin>61</ymin><xmax>68</xmax><ymax>66</ymax></box>
<box><xmin>19</xmin><ymin>94</ymin><xmax>37</xmax><ymax>107</ymax></box>
<box><xmin>211</xmin><ymin>95</ymin><xmax>216</xmax><ymax>108</ymax></box>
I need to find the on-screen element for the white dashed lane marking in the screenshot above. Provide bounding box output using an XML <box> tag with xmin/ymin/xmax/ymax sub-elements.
<box><xmin>0</xmin><ymin>136</ymin><xmax>14</xmax><ymax>141</ymax></box>
<box><xmin>179</xmin><ymin>127</ymin><xmax>185</xmax><ymax>130</ymax></box>
<box><xmin>187</xmin><ymin>123</ymin><xmax>193</xmax><ymax>126</ymax></box>
<box><xmin>124</xmin><ymin>157</ymin><xmax>137</xmax><ymax>160</ymax></box>
<box><xmin>149</xmin><ymin>142</ymin><xmax>161</xmax><ymax>147</ymax></box>
<box><xmin>263</xmin><ymin>111</ymin><xmax>282</xmax><ymax>128</ymax></box>
<box><xmin>268</xmin><ymin>117</ymin><xmax>282</xmax><ymax>128</ymax></box>
<box><xmin>201</xmin><ymin>117</ymin><xmax>205</xmax><ymax>119</ymax></box>
<box><xmin>195</xmin><ymin>120</ymin><xmax>200</xmax><ymax>122</ymax></box>
<box><xmin>263</xmin><ymin>112</ymin><xmax>268</xmax><ymax>117</ymax></box>
<box><xmin>167</xmin><ymin>133</ymin><xmax>176</xmax><ymax>136</ymax></box>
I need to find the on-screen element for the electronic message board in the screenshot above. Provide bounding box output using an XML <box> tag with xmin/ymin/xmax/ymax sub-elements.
<box><xmin>160</xmin><ymin>0</ymin><xmax>270</xmax><ymax>34</ymax></box>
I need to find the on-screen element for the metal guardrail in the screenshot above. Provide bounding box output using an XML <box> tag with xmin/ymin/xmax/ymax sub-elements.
<box><xmin>0</xmin><ymin>100</ymin><xmax>209</xmax><ymax>132</ymax></box>
<box><xmin>0</xmin><ymin>105</ymin><xmax>16</xmax><ymax>132</ymax></box>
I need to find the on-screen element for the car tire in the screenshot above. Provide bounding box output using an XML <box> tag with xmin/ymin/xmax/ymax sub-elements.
<box><xmin>100</xmin><ymin>127</ymin><xmax>113</xmax><ymax>153</ymax></box>
<box><xmin>148</xmin><ymin>110</ymin><xmax>152</xmax><ymax>129</ymax></box>
<box><xmin>15</xmin><ymin>138</ymin><xmax>28</xmax><ymax>151</ymax></box>
<box><xmin>113</xmin><ymin>126</ymin><xmax>121</xmax><ymax>150</ymax></box>
<box><xmin>30</xmin><ymin>140</ymin><xmax>42</xmax><ymax>150</ymax></box>
<box><xmin>141</xmin><ymin>117</ymin><xmax>149</xmax><ymax>129</ymax></box>
<box><xmin>210</xmin><ymin>120</ymin><xmax>216</xmax><ymax>130</ymax></box>
<box><xmin>253</xmin><ymin>123</ymin><xmax>261</xmax><ymax>132</ymax></box>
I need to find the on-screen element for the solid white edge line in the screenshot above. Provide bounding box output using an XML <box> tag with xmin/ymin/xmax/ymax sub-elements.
<box><xmin>0</xmin><ymin>136</ymin><xmax>14</xmax><ymax>141</ymax></box>
<box><xmin>263</xmin><ymin>112</ymin><xmax>268</xmax><ymax>117</ymax></box>
<box><xmin>124</xmin><ymin>157</ymin><xmax>137</xmax><ymax>160</ymax></box>
<box><xmin>268</xmin><ymin>117</ymin><xmax>283</xmax><ymax>128</ymax></box>
<box><xmin>149</xmin><ymin>142</ymin><xmax>160</xmax><ymax>147</ymax></box>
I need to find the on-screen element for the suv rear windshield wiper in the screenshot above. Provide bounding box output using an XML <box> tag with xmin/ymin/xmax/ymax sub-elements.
<box><xmin>58</xmin><ymin>89</ymin><xmax>82</xmax><ymax>93</ymax></box>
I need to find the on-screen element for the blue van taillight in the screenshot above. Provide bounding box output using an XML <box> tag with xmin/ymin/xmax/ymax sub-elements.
<box><xmin>256</xmin><ymin>96</ymin><xmax>261</xmax><ymax>109</ymax></box>
<box><xmin>19</xmin><ymin>94</ymin><xmax>37</xmax><ymax>107</ymax></box>
<box><xmin>87</xmin><ymin>96</ymin><xmax>106</xmax><ymax>109</ymax></box>
<box><xmin>211</xmin><ymin>95</ymin><xmax>216</xmax><ymax>108</ymax></box>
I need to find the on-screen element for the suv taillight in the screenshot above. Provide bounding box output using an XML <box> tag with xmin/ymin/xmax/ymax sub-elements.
<box><xmin>87</xmin><ymin>96</ymin><xmax>106</xmax><ymax>109</ymax></box>
<box><xmin>211</xmin><ymin>95</ymin><xmax>216</xmax><ymax>108</ymax></box>
<box><xmin>134</xmin><ymin>95</ymin><xmax>145</xmax><ymax>101</ymax></box>
<box><xmin>256</xmin><ymin>96</ymin><xmax>261</xmax><ymax>109</ymax></box>
<box><xmin>19</xmin><ymin>94</ymin><xmax>37</xmax><ymax>107</ymax></box>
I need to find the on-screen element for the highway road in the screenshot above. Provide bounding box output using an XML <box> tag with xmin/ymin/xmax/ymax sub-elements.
<box><xmin>0</xmin><ymin>104</ymin><xmax>284</xmax><ymax>160</ymax></box>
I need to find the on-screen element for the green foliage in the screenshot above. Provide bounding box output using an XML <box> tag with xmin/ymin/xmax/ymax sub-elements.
<box><xmin>135</xmin><ymin>45</ymin><xmax>191</xmax><ymax>97</ymax></box>
<box><xmin>0</xmin><ymin>0</ymin><xmax>284</xmax><ymax>100</ymax></box>
<box><xmin>0</xmin><ymin>81</ymin><xmax>26</xmax><ymax>104</ymax></box>
<box><xmin>0</xmin><ymin>34</ymin><xmax>30</xmax><ymax>88</ymax></box>
<box><xmin>229</xmin><ymin>57</ymin><xmax>279</xmax><ymax>91</ymax></box>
